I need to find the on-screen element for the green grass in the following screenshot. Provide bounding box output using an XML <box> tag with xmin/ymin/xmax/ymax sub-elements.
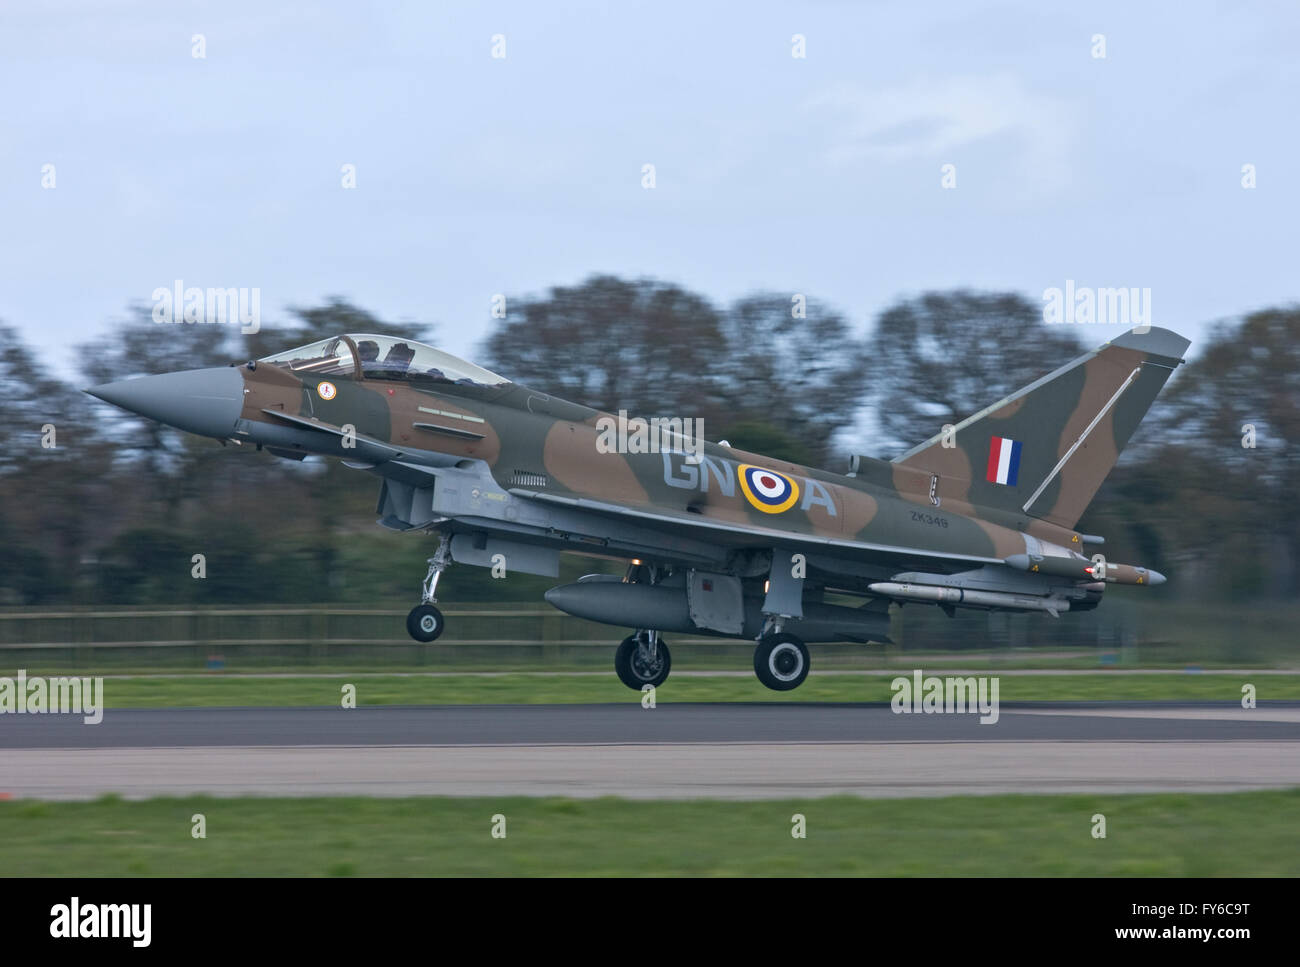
<box><xmin>3</xmin><ymin>789</ymin><xmax>1298</xmax><ymax>876</ymax></box>
<box><xmin>59</xmin><ymin>672</ymin><xmax>1300</xmax><ymax>708</ymax></box>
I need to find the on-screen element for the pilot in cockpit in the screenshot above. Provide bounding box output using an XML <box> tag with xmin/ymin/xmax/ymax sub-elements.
<box><xmin>355</xmin><ymin>339</ymin><xmax>380</xmax><ymax>364</ymax></box>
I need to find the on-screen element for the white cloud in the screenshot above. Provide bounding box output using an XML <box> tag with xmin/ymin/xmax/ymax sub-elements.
<box><xmin>804</xmin><ymin>74</ymin><xmax>1076</xmax><ymax>194</ymax></box>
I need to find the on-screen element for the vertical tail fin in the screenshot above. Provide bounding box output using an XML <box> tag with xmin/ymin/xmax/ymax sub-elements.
<box><xmin>893</xmin><ymin>326</ymin><xmax>1190</xmax><ymax>529</ymax></box>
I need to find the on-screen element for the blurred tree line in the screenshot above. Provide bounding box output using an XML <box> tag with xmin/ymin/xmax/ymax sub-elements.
<box><xmin>0</xmin><ymin>277</ymin><xmax>1295</xmax><ymax>607</ymax></box>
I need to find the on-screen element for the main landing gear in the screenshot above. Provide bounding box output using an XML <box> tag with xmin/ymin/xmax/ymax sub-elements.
<box><xmin>753</xmin><ymin>621</ymin><xmax>810</xmax><ymax>691</ymax></box>
<box><xmin>407</xmin><ymin>540</ymin><xmax>450</xmax><ymax>643</ymax></box>
<box><xmin>614</xmin><ymin>630</ymin><xmax>672</xmax><ymax>689</ymax></box>
<box><xmin>610</xmin><ymin>627</ymin><xmax>809</xmax><ymax>692</ymax></box>
<box><xmin>754</xmin><ymin>633</ymin><xmax>810</xmax><ymax>690</ymax></box>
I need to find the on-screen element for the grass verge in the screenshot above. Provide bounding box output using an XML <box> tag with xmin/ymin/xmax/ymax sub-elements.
<box><xmin>3</xmin><ymin>789</ymin><xmax>1297</xmax><ymax>876</ymax></box>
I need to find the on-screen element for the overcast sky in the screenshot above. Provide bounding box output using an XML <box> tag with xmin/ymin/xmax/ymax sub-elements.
<box><xmin>2</xmin><ymin>0</ymin><xmax>1296</xmax><ymax>384</ymax></box>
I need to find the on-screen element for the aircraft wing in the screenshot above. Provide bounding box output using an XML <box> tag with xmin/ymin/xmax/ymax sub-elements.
<box><xmin>343</xmin><ymin>456</ymin><xmax>999</xmax><ymax>575</ymax></box>
<box><xmin>510</xmin><ymin>488</ymin><xmax>1002</xmax><ymax>574</ymax></box>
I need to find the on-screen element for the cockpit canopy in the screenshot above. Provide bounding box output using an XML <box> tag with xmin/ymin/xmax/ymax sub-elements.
<box><xmin>259</xmin><ymin>334</ymin><xmax>510</xmax><ymax>388</ymax></box>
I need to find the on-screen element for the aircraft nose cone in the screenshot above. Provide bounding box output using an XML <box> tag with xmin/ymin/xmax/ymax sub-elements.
<box><xmin>86</xmin><ymin>366</ymin><xmax>245</xmax><ymax>439</ymax></box>
<box><xmin>1147</xmin><ymin>569</ymin><xmax>1167</xmax><ymax>586</ymax></box>
<box><xmin>543</xmin><ymin>585</ymin><xmax>576</xmax><ymax>610</ymax></box>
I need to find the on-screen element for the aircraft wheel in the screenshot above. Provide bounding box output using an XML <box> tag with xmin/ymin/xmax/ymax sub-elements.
<box><xmin>406</xmin><ymin>604</ymin><xmax>445</xmax><ymax>643</ymax></box>
<box><xmin>614</xmin><ymin>634</ymin><xmax>671</xmax><ymax>690</ymax></box>
<box><xmin>754</xmin><ymin>633</ymin><xmax>809</xmax><ymax>691</ymax></box>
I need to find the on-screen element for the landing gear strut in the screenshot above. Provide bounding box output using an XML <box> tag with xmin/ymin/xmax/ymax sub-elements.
<box><xmin>407</xmin><ymin>539</ymin><xmax>450</xmax><ymax>643</ymax></box>
<box><xmin>614</xmin><ymin>630</ymin><xmax>672</xmax><ymax>689</ymax></box>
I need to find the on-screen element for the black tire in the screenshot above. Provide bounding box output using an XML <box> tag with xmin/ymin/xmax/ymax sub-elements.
<box><xmin>614</xmin><ymin>634</ymin><xmax>671</xmax><ymax>689</ymax></box>
<box><xmin>406</xmin><ymin>604</ymin><xmax>444</xmax><ymax>643</ymax></box>
<box><xmin>753</xmin><ymin>633</ymin><xmax>809</xmax><ymax>691</ymax></box>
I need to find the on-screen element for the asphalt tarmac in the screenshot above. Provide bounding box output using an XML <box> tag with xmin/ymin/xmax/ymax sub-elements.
<box><xmin>2</xmin><ymin>702</ymin><xmax>1297</xmax><ymax>800</ymax></box>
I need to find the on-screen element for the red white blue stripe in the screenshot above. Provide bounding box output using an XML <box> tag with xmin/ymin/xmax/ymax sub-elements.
<box><xmin>986</xmin><ymin>436</ymin><xmax>1022</xmax><ymax>486</ymax></box>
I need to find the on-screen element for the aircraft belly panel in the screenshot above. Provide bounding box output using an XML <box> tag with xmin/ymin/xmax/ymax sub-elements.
<box><xmin>686</xmin><ymin>570</ymin><xmax>744</xmax><ymax>635</ymax></box>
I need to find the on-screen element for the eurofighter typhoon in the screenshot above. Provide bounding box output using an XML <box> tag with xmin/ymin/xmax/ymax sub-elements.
<box><xmin>87</xmin><ymin>326</ymin><xmax>1189</xmax><ymax>691</ymax></box>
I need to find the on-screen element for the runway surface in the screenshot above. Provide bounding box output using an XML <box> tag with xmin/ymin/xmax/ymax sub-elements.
<box><xmin>5</xmin><ymin>702</ymin><xmax>1300</xmax><ymax>747</ymax></box>
<box><xmin>2</xmin><ymin>702</ymin><xmax>1298</xmax><ymax>800</ymax></box>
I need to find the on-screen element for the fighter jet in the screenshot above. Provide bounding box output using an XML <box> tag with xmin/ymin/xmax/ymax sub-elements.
<box><xmin>87</xmin><ymin>326</ymin><xmax>1189</xmax><ymax>691</ymax></box>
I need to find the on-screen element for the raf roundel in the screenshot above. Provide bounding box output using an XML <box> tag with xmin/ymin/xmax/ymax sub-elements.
<box><xmin>738</xmin><ymin>464</ymin><xmax>800</xmax><ymax>514</ymax></box>
<box><xmin>316</xmin><ymin>381</ymin><xmax>337</xmax><ymax>401</ymax></box>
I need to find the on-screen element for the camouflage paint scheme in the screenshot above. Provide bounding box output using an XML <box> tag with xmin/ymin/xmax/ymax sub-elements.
<box><xmin>245</xmin><ymin>327</ymin><xmax>1183</xmax><ymax>566</ymax></box>
<box><xmin>90</xmin><ymin>325</ymin><xmax>1189</xmax><ymax>656</ymax></box>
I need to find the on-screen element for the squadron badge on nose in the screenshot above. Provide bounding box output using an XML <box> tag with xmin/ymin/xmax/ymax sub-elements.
<box><xmin>738</xmin><ymin>464</ymin><xmax>800</xmax><ymax>513</ymax></box>
<box><xmin>317</xmin><ymin>381</ymin><xmax>337</xmax><ymax>401</ymax></box>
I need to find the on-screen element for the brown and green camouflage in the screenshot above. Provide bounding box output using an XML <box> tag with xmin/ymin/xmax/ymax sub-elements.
<box><xmin>87</xmin><ymin>324</ymin><xmax>1189</xmax><ymax>678</ymax></box>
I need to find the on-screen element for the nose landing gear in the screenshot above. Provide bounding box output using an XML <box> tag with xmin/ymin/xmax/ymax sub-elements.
<box><xmin>406</xmin><ymin>603</ymin><xmax>444</xmax><ymax>642</ymax></box>
<box><xmin>407</xmin><ymin>539</ymin><xmax>451</xmax><ymax>643</ymax></box>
